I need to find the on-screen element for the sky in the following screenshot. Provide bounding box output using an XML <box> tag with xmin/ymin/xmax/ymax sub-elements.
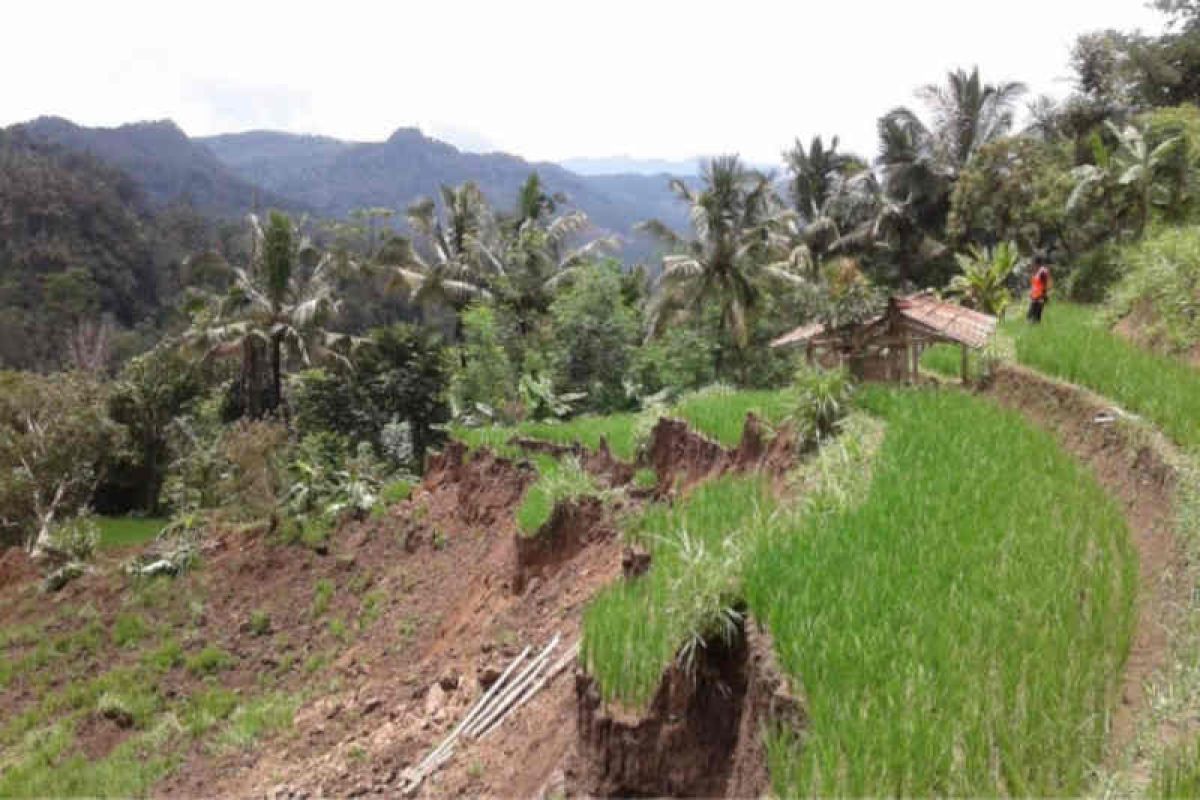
<box><xmin>1</xmin><ymin>1</ymin><xmax>1167</xmax><ymax>167</ymax></box>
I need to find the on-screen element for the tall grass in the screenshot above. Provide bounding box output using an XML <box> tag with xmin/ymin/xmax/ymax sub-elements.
<box><xmin>1152</xmin><ymin>736</ymin><xmax>1200</xmax><ymax>799</ymax></box>
<box><xmin>1007</xmin><ymin>303</ymin><xmax>1200</xmax><ymax>449</ymax></box>
<box><xmin>669</xmin><ymin>386</ymin><xmax>793</xmax><ymax>447</ymax></box>
<box><xmin>746</xmin><ymin>387</ymin><xmax>1136</xmax><ymax>796</ymax></box>
<box><xmin>580</xmin><ymin>476</ymin><xmax>775</xmax><ymax>707</ymax></box>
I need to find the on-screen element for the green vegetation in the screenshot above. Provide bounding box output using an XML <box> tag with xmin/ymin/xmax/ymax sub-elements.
<box><xmin>581</xmin><ymin>476</ymin><xmax>776</xmax><ymax>706</ymax></box>
<box><xmin>1152</xmin><ymin>737</ymin><xmax>1200</xmax><ymax>799</ymax></box>
<box><xmin>1008</xmin><ymin>303</ymin><xmax>1200</xmax><ymax>449</ymax></box>
<box><xmin>186</xmin><ymin>646</ymin><xmax>234</xmax><ymax>677</ymax></box>
<box><xmin>453</xmin><ymin>412</ymin><xmax>644</xmax><ymax>461</ymax></box>
<box><xmin>670</xmin><ymin>386</ymin><xmax>792</xmax><ymax>447</ymax></box>
<box><xmin>1109</xmin><ymin>224</ymin><xmax>1200</xmax><ymax>352</ymax></box>
<box><xmin>747</xmin><ymin>388</ymin><xmax>1135</xmax><ymax>796</ymax></box>
<box><xmin>516</xmin><ymin>456</ymin><xmax>600</xmax><ymax>535</ymax></box>
<box><xmin>96</xmin><ymin>516</ymin><xmax>167</xmax><ymax>548</ymax></box>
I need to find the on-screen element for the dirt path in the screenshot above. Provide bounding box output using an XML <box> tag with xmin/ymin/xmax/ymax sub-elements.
<box><xmin>984</xmin><ymin>364</ymin><xmax>1189</xmax><ymax>769</ymax></box>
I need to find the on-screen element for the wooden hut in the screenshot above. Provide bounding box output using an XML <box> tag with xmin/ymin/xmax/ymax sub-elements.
<box><xmin>770</xmin><ymin>293</ymin><xmax>997</xmax><ymax>383</ymax></box>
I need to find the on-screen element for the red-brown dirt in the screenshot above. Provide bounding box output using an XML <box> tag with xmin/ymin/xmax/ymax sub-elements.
<box><xmin>569</xmin><ymin>621</ymin><xmax>802</xmax><ymax>798</ymax></box>
<box><xmin>984</xmin><ymin>363</ymin><xmax>1189</xmax><ymax>760</ymax></box>
<box><xmin>647</xmin><ymin>413</ymin><xmax>801</xmax><ymax>494</ymax></box>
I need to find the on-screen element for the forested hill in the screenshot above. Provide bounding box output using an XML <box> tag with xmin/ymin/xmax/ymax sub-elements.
<box><xmin>0</xmin><ymin>128</ymin><xmax>224</xmax><ymax>370</ymax></box>
<box><xmin>19</xmin><ymin>117</ymin><xmax>304</xmax><ymax>218</ymax></box>
<box><xmin>198</xmin><ymin>127</ymin><xmax>691</xmax><ymax>251</ymax></box>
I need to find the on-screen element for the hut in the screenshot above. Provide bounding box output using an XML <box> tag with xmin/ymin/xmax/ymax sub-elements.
<box><xmin>770</xmin><ymin>293</ymin><xmax>997</xmax><ymax>383</ymax></box>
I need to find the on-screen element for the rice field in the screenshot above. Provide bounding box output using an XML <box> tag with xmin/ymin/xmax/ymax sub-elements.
<box><xmin>1006</xmin><ymin>303</ymin><xmax>1200</xmax><ymax>450</ymax></box>
<box><xmin>746</xmin><ymin>387</ymin><xmax>1136</xmax><ymax>796</ymax></box>
<box><xmin>514</xmin><ymin>456</ymin><xmax>599</xmax><ymax>535</ymax></box>
<box><xmin>450</xmin><ymin>413</ymin><xmax>643</xmax><ymax>461</ymax></box>
<box><xmin>668</xmin><ymin>386</ymin><xmax>794</xmax><ymax>447</ymax></box>
<box><xmin>580</xmin><ymin>476</ymin><xmax>776</xmax><ymax>706</ymax></box>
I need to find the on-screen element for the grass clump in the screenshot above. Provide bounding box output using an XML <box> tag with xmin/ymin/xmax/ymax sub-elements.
<box><xmin>216</xmin><ymin>692</ymin><xmax>298</xmax><ymax>750</ymax></box>
<box><xmin>110</xmin><ymin>613</ymin><xmax>151</xmax><ymax>649</ymax></box>
<box><xmin>1007</xmin><ymin>303</ymin><xmax>1200</xmax><ymax>449</ymax></box>
<box><xmin>670</xmin><ymin>386</ymin><xmax>792</xmax><ymax>447</ymax></box>
<box><xmin>581</xmin><ymin>476</ymin><xmax>775</xmax><ymax>707</ymax></box>
<box><xmin>516</xmin><ymin>456</ymin><xmax>599</xmax><ymax>535</ymax></box>
<box><xmin>380</xmin><ymin>479</ymin><xmax>414</xmax><ymax>505</ymax></box>
<box><xmin>746</xmin><ymin>387</ymin><xmax>1136</xmax><ymax>797</ymax></box>
<box><xmin>185</xmin><ymin>646</ymin><xmax>233</xmax><ymax>677</ymax></box>
<box><xmin>312</xmin><ymin>578</ymin><xmax>334</xmax><ymax>617</ymax></box>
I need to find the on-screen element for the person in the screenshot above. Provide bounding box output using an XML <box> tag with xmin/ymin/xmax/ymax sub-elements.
<box><xmin>1027</xmin><ymin>256</ymin><xmax>1052</xmax><ymax>323</ymax></box>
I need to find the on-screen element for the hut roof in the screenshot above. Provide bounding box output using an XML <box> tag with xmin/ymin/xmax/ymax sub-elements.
<box><xmin>770</xmin><ymin>293</ymin><xmax>997</xmax><ymax>350</ymax></box>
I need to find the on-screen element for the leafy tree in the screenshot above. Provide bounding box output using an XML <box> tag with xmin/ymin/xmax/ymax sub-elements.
<box><xmin>637</xmin><ymin>156</ymin><xmax>799</xmax><ymax>370</ymax></box>
<box><xmin>102</xmin><ymin>345</ymin><xmax>205</xmax><ymax>513</ymax></box>
<box><xmin>1068</xmin><ymin>122</ymin><xmax>1183</xmax><ymax>238</ymax></box>
<box><xmin>547</xmin><ymin>263</ymin><xmax>640</xmax><ymax>413</ymax></box>
<box><xmin>948</xmin><ymin>242</ymin><xmax>1020</xmax><ymax>317</ymax></box>
<box><xmin>185</xmin><ymin>212</ymin><xmax>352</xmax><ymax>418</ymax></box>
<box><xmin>947</xmin><ymin>138</ymin><xmax>1072</xmax><ymax>253</ymax></box>
<box><xmin>0</xmin><ymin>371</ymin><xmax>116</xmax><ymax>552</ymax></box>
<box><xmin>450</xmin><ymin>303</ymin><xmax>517</xmax><ymax>421</ymax></box>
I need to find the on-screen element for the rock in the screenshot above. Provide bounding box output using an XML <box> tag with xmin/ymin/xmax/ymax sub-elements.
<box><xmin>349</xmin><ymin>783</ymin><xmax>369</xmax><ymax>797</ymax></box>
<box><xmin>438</xmin><ymin>672</ymin><xmax>460</xmax><ymax>692</ymax></box>
<box><xmin>477</xmin><ymin>666</ymin><xmax>502</xmax><ymax>689</ymax></box>
<box><xmin>360</xmin><ymin>697</ymin><xmax>384</xmax><ymax>716</ymax></box>
<box><xmin>424</xmin><ymin>683</ymin><xmax>447</xmax><ymax>717</ymax></box>
<box><xmin>480</xmin><ymin>641</ymin><xmax>494</xmax><ymax>654</ymax></box>
<box><xmin>268</xmin><ymin>783</ymin><xmax>290</xmax><ymax>799</ymax></box>
<box><xmin>102</xmin><ymin>706</ymin><xmax>135</xmax><ymax>729</ymax></box>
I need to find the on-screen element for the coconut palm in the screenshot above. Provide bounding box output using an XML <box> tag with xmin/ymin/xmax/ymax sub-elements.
<box><xmin>1068</xmin><ymin>121</ymin><xmax>1183</xmax><ymax>237</ymax></box>
<box><xmin>916</xmin><ymin>67</ymin><xmax>1027</xmax><ymax>173</ymax></box>
<box><xmin>948</xmin><ymin>241</ymin><xmax>1019</xmax><ymax>317</ymax></box>
<box><xmin>387</xmin><ymin>182</ymin><xmax>501</xmax><ymax>312</ymax></box>
<box><xmin>185</xmin><ymin>212</ymin><xmax>352</xmax><ymax>418</ymax></box>
<box><xmin>495</xmin><ymin>179</ymin><xmax>620</xmax><ymax>331</ymax></box>
<box><xmin>784</xmin><ymin>135</ymin><xmax>861</xmax><ymax>220</ymax></box>
<box><xmin>637</xmin><ymin>156</ymin><xmax>799</xmax><ymax>354</ymax></box>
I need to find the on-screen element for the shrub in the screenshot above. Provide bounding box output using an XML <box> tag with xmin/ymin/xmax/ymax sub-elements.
<box><xmin>1108</xmin><ymin>224</ymin><xmax>1200</xmax><ymax>351</ymax></box>
<box><xmin>791</xmin><ymin>366</ymin><xmax>854</xmax><ymax>444</ymax></box>
<box><xmin>45</xmin><ymin>515</ymin><xmax>101</xmax><ymax>563</ymax></box>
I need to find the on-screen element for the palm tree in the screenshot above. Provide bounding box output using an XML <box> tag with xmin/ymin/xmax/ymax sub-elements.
<box><xmin>185</xmin><ymin>212</ymin><xmax>352</xmax><ymax>418</ymax></box>
<box><xmin>1068</xmin><ymin>121</ymin><xmax>1183</xmax><ymax>237</ymax></box>
<box><xmin>387</xmin><ymin>182</ymin><xmax>501</xmax><ymax>314</ymax></box>
<box><xmin>784</xmin><ymin>135</ymin><xmax>860</xmax><ymax>219</ymax></box>
<box><xmin>496</xmin><ymin>177</ymin><xmax>620</xmax><ymax>331</ymax></box>
<box><xmin>637</xmin><ymin>156</ymin><xmax>799</xmax><ymax>364</ymax></box>
<box><xmin>916</xmin><ymin>66</ymin><xmax>1027</xmax><ymax>173</ymax></box>
<box><xmin>948</xmin><ymin>241</ymin><xmax>1019</xmax><ymax>317</ymax></box>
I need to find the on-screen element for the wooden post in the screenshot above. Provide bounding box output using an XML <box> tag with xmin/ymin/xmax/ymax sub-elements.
<box><xmin>960</xmin><ymin>343</ymin><xmax>969</xmax><ymax>383</ymax></box>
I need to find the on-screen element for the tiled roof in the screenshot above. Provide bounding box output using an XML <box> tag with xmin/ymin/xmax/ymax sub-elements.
<box><xmin>897</xmin><ymin>293</ymin><xmax>996</xmax><ymax>349</ymax></box>
<box><xmin>770</xmin><ymin>294</ymin><xmax>997</xmax><ymax>350</ymax></box>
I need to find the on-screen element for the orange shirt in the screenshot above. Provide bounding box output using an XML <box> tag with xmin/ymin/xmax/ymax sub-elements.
<box><xmin>1031</xmin><ymin>268</ymin><xmax>1050</xmax><ymax>300</ymax></box>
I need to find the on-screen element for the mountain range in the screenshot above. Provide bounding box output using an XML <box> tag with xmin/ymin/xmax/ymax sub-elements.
<box><xmin>14</xmin><ymin>117</ymin><xmax>694</xmax><ymax>259</ymax></box>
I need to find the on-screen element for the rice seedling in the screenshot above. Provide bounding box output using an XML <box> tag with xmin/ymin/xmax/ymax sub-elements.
<box><xmin>746</xmin><ymin>387</ymin><xmax>1136</xmax><ymax>797</ymax></box>
<box><xmin>1006</xmin><ymin>303</ymin><xmax>1200</xmax><ymax>449</ymax></box>
<box><xmin>580</xmin><ymin>476</ymin><xmax>775</xmax><ymax>707</ymax></box>
<box><xmin>669</xmin><ymin>386</ymin><xmax>793</xmax><ymax>447</ymax></box>
<box><xmin>515</xmin><ymin>456</ymin><xmax>599</xmax><ymax>535</ymax></box>
<box><xmin>1151</xmin><ymin>736</ymin><xmax>1200</xmax><ymax>799</ymax></box>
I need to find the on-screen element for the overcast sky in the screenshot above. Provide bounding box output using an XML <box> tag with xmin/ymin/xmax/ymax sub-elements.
<box><xmin>2</xmin><ymin>1</ymin><xmax>1166</xmax><ymax>166</ymax></box>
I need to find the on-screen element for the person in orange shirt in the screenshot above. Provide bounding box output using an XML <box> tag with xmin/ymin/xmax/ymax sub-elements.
<box><xmin>1026</xmin><ymin>255</ymin><xmax>1052</xmax><ymax>324</ymax></box>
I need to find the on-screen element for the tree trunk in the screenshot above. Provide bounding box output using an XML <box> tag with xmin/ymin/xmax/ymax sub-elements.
<box><xmin>269</xmin><ymin>332</ymin><xmax>283</xmax><ymax>414</ymax></box>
